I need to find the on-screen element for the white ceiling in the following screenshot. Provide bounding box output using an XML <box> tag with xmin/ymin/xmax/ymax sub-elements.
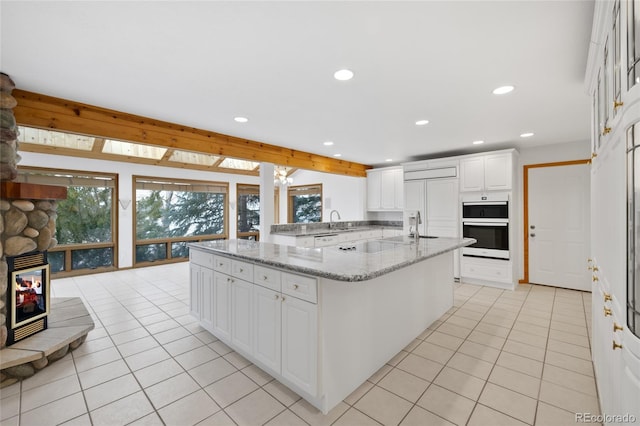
<box><xmin>1</xmin><ymin>0</ymin><xmax>595</xmax><ymax>168</ymax></box>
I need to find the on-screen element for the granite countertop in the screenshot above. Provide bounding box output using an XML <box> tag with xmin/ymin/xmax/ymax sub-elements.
<box><xmin>190</xmin><ymin>237</ymin><xmax>475</xmax><ymax>282</ymax></box>
<box><xmin>270</xmin><ymin>220</ymin><xmax>402</xmax><ymax>237</ymax></box>
<box><xmin>270</xmin><ymin>226</ymin><xmax>381</xmax><ymax>237</ymax></box>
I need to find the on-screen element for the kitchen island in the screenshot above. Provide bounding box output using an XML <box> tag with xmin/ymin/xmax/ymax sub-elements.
<box><xmin>189</xmin><ymin>236</ymin><xmax>473</xmax><ymax>414</ymax></box>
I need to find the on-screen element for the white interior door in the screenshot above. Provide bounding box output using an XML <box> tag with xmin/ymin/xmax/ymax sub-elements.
<box><xmin>529</xmin><ymin>163</ymin><xmax>590</xmax><ymax>290</ymax></box>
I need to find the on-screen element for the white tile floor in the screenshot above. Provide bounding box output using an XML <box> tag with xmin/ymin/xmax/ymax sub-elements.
<box><xmin>0</xmin><ymin>263</ymin><xmax>600</xmax><ymax>426</ymax></box>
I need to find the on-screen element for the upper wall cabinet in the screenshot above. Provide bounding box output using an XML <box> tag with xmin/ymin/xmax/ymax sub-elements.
<box><xmin>459</xmin><ymin>152</ymin><xmax>513</xmax><ymax>192</ymax></box>
<box><xmin>366</xmin><ymin>166</ymin><xmax>404</xmax><ymax>211</ymax></box>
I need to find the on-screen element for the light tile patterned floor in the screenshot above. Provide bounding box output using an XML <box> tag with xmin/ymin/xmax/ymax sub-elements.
<box><xmin>0</xmin><ymin>263</ymin><xmax>600</xmax><ymax>425</ymax></box>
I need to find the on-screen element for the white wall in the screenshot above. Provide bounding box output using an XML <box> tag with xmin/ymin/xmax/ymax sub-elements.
<box><xmin>514</xmin><ymin>140</ymin><xmax>591</xmax><ymax>280</ymax></box>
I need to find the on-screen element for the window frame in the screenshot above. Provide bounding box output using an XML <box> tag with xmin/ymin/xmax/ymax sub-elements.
<box><xmin>133</xmin><ymin>175</ymin><xmax>229</xmax><ymax>267</ymax></box>
<box><xmin>16</xmin><ymin>166</ymin><xmax>119</xmax><ymax>278</ymax></box>
<box><xmin>237</xmin><ymin>183</ymin><xmax>260</xmax><ymax>241</ymax></box>
<box><xmin>287</xmin><ymin>183</ymin><xmax>323</xmax><ymax>223</ymax></box>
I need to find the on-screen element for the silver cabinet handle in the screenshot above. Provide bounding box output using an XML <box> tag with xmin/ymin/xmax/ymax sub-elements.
<box><xmin>530</xmin><ymin>233</ymin><xmax>536</xmax><ymax>237</ymax></box>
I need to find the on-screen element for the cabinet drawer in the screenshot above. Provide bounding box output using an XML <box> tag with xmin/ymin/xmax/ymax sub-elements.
<box><xmin>461</xmin><ymin>258</ymin><xmax>511</xmax><ymax>283</ymax></box>
<box><xmin>232</xmin><ymin>259</ymin><xmax>254</xmax><ymax>282</ymax></box>
<box><xmin>254</xmin><ymin>265</ymin><xmax>281</xmax><ymax>292</ymax></box>
<box><xmin>282</xmin><ymin>272</ymin><xmax>317</xmax><ymax>303</ymax></box>
<box><xmin>213</xmin><ymin>255</ymin><xmax>231</xmax><ymax>274</ymax></box>
<box><xmin>190</xmin><ymin>249</ymin><xmax>213</xmax><ymax>268</ymax></box>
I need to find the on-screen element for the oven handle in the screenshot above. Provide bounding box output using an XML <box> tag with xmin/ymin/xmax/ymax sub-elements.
<box><xmin>462</xmin><ymin>201</ymin><xmax>507</xmax><ymax>206</ymax></box>
<box><xmin>463</xmin><ymin>221</ymin><xmax>508</xmax><ymax>227</ymax></box>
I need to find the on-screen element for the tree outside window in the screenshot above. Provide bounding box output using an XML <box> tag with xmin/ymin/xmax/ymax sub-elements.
<box><xmin>134</xmin><ymin>177</ymin><xmax>228</xmax><ymax>265</ymax></box>
<box><xmin>15</xmin><ymin>168</ymin><xmax>117</xmax><ymax>276</ymax></box>
<box><xmin>237</xmin><ymin>184</ymin><xmax>260</xmax><ymax>240</ymax></box>
<box><xmin>288</xmin><ymin>184</ymin><xmax>322</xmax><ymax>223</ymax></box>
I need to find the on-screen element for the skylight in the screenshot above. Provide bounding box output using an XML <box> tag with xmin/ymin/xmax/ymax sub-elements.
<box><xmin>102</xmin><ymin>139</ymin><xmax>167</xmax><ymax>160</ymax></box>
<box><xmin>18</xmin><ymin>126</ymin><xmax>94</xmax><ymax>151</ymax></box>
<box><xmin>168</xmin><ymin>150</ymin><xmax>220</xmax><ymax>166</ymax></box>
<box><xmin>218</xmin><ymin>158</ymin><xmax>260</xmax><ymax>170</ymax></box>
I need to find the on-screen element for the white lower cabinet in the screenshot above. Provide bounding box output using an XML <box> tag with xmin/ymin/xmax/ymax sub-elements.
<box><xmin>253</xmin><ymin>285</ymin><xmax>281</xmax><ymax>372</ymax></box>
<box><xmin>193</xmin><ymin>250</ymin><xmax>319</xmax><ymax>401</ymax></box>
<box><xmin>281</xmin><ymin>294</ymin><xmax>318</xmax><ymax>395</ymax></box>
<box><xmin>212</xmin><ymin>272</ymin><xmax>231</xmax><ymax>341</ymax></box>
<box><xmin>189</xmin><ymin>263</ymin><xmax>201</xmax><ymax>319</ymax></box>
<box><xmin>231</xmin><ymin>277</ymin><xmax>253</xmax><ymax>355</ymax></box>
<box><xmin>190</xmin><ymin>261</ymin><xmax>214</xmax><ymax>331</ymax></box>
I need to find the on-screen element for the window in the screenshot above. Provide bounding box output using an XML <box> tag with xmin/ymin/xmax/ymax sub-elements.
<box><xmin>237</xmin><ymin>184</ymin><xmax>260</xmax><ymax>240</ymax></box>
<box><xmin>15</xmin><ymin>167</ymin><xmax>117</xmax><ymax>276</ymax></box>
<box><xmin>288</xmin><ymin>184</ymin><xmax>322</xmax><ymax>223</ymax></box>
<box><xmin>134</xmin><ymin>176</ymin><xmax>228</xmax><ymax>265</ymax></box>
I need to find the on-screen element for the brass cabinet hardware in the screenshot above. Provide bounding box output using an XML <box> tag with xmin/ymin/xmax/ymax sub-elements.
<box><xmin>603</xmin><ymin>127</ymin><xmax>612</xmax><ymax>135</ymax></box>
<box><xmin>592</xmin><ymin>266</ymin><xmax>599</xmax><ymax>272</ymax></box>
<box><xmin>614</xmin><ymin>322</ymin><xmax>624</xmax><ymax>332</ymax></box>
<box><xmin>613</xmin><ymin>340</ymin><xmax>623</xmax><ymax>350</ymax></box>
<box><xmin>614</xmin><ymin>100</ymin><xmax>624</xmax><ymax>109</ymax></box>
<box><xmin>604</xmin><ymin>293</ymin><xmax>612</xmax><ymax>302</ymax></box>
<box><xmin>591</xmin><ymin>153</ymin><xmax>598</xmax><ymax>160</ymax></box>
<box><xmin>593</xmin><ymin>275</ymin><xmax>599</xmax><ymax>282</ymax></box>
<box><xmin>274</xmin><ymin>294</ymin><xmax>279</xmax><ymax>300</ymax></box>
<box><xmin>604</xmin><ymin>307</ymin><xmax>612</xmax><ymax>316</ymax></box>
<box><xmin>293</xmin><ymin>284</ymin><xmax>299</xmax><ymax>290</ymax></box>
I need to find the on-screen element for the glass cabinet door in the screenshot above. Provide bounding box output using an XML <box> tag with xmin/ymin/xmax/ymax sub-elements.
<box><xmin>613</xmin><ymin>0</ymin><xmax>621</xmax><ymax>114</ymax></box>
<box><xmin>628</xmin><ymin>0</ymin><xmax>640</xmax><ymax>88</ymax></box>
<box><xmin>628</xmin><ymin>124</ymin><xmax>640</xmax><ymax>337</ymax></box>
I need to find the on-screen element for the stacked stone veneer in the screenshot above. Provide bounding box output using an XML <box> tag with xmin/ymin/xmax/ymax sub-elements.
<box><xmin>0</xmin><ymin>199</ymin><xmax>59</xmax><ymax>347</ymax></box>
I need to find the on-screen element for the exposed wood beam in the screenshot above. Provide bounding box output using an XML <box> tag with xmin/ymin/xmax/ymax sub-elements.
<box><xmin>13</xmin><ymin>90</ymin><xmax>371</xmax><ymax>177</ymax></box>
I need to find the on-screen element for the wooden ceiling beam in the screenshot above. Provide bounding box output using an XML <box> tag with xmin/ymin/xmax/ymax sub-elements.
<box><xmin>12</xmin><ymin>90</ymin><xmax>370</xmax><ymax>177</ymax></box>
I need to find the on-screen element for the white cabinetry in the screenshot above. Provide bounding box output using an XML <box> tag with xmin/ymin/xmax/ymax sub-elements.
<box><xmin>212</xmin><ymin>271</ymin><xmax>231</xmax><ymax>341</ymax></box>
<box><xmin>281</xmin><ymin>293</ymin><xmax>317</xmax><ymax>395</ymax></box>
<box><xmin>270</xmin><ymin>234</ymin><xmax>314</xmax><ymax>248</ymax></box>
<box><xmin>231</xmin><ymin>277</ymin><xmax>253</xmax><ymax>354</ymax></box>
<box><xmin>367</xmin><ymin>166</ymin><xmax>403</xmax><ymax>210</ymax></box>
<box><xmin>460</xmin><ymin>152</ymin><xmax>512</xmax><ymax>192</ymax></box>
<box><xmin>191</xmin><ymin>248</ymin><xmax>319</xmax><ymax>401</ymax></box>
<box><xmin>586</xmin><ymin>1</ymin><xmax>640</xmax><ymax>421</ymax></box>
<box><xmin>189</xmin><ymin>250</ymin><xmax>214</xmax><ymax>331</ymax></box>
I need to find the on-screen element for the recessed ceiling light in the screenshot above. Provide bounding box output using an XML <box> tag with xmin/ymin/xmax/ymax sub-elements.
<box><xmin>520</xmin><ymin>132</ymin><xmax>534</xmax><ymax>138</ymax></box>
<box><xmin>415</xmin><ymin>120</ymin><xmax>429</xmax><ymax>126</ymax></box>
<box><xmin>323</xmin><ymin>141</ymin><xmax>334</xmax><ymax>146</ymax></box>
<box><xmin>492</xmin><ymin>85</ymin><xmax>514</xmax><ymax>95</ymax></box>
<box><xmin>385</xmin><ymin>159</ymin><xmax>393</xmax><ymax>162</ymax></box>
<box><xmin>334</xmin><ymin>69</ymin><xmax>354</xmax><ymax>81</ymax></box>
<box><xmin>234</xmin><ymin>116</ymin><xmax>248</xmax><ymax>123</ymax></box>
<box><xmin>333</xmin><ymin>153</ymin><xmax>342</xmax><ymax>157</ymax></box>
<box><xmin>473</xmin><ymin>140</ymin><xmax>484</xmax><ymax>145</ymax></box>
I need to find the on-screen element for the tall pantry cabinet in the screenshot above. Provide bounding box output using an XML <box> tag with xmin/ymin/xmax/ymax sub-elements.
<box><xmin>586</xmin><ymin>1</ymin><xmax>640</xmax><ymax>422</ymax></box>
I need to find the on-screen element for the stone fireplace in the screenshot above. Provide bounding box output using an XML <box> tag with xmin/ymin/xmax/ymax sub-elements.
<box><xmin>0</xmin><ymin>181</ymin><xmax>66</xmax><ymax>348</ymax></box>
<box><xmin>0</xmin><ymin>73</ymin><xmax>94</xmax><ymax>387</ymax></box>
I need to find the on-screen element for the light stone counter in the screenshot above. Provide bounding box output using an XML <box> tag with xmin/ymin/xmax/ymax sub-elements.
<box><xmin>190</xmin><ymin>236</ymin><xmax>474</xmax><ymax>282</ymax></box>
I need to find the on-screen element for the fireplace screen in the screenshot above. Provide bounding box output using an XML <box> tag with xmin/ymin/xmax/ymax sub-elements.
<box><xmin>11</xmin><ymin>264</ymin><xmax>50</xmax><ymax>329</ymax></box>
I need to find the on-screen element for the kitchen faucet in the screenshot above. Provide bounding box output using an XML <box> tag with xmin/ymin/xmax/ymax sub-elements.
<box><xmin>329</xmin><ymin>210</ymin><xmax>341</xmax><ymax>229</ymax></box>
<box><xmin>410</xmin><ymin>210</ymin><xmax>422</xmax><ymax>241</ymax></box>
